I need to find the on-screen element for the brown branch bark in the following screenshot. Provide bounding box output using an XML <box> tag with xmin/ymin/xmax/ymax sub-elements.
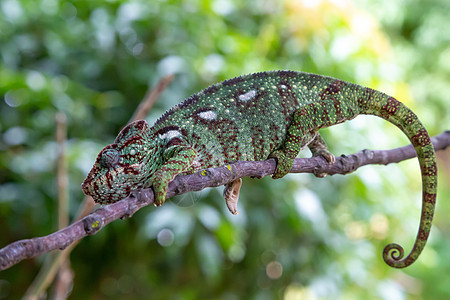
<box><xmin>0</xmin><ymin>130</ymin><xmax>448</xmax><ymax>271</ymax></box>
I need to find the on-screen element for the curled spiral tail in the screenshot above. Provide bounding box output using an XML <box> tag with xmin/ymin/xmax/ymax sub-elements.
<box><xmin>383</xmin><ymin>243</ymin><xmax>409</xmax><ymax>268</ymax></box>
<box><xmin>354</xmin><ymin>92</ymin><xmax>437</xmax><ymax>268</ymax></box>
<box><xmin>296</xmin><ymin>74</ymin><xmax>437</xmax><ymax>268</ymax></box>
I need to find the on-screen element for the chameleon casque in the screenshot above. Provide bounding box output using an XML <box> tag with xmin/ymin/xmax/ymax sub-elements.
<box><xmin>82</xmin><ymin>70</ymin><xmax>437</xmax><ymax>268</ymax></box>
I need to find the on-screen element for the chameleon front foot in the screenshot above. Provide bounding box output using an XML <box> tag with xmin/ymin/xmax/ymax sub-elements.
<box><xmin>223</xmin><ymin>178</ymin><xmax>242</xmax><ymax>215</ymax></box>
<box><xmin>152</xmin><ymin>180</ymin><xmax>168</xmax><ymax>207</ymax></box>
<box><xmin>151</xmin><ymin>145</ymin><xmax>198</xmax><ymax>207</ymax></box>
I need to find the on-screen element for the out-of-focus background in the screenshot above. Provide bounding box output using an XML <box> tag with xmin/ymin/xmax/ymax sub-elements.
<box><xmin>0</xmin><ymin>0</ymin><xmax>449</xmax><ymax>299</ymax></box>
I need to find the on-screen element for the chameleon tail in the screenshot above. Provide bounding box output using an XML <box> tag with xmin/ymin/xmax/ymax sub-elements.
<box><xmin>283</xmin><ymin>73</ymin><xmax>436</xmax><ymax>268</ymax></box>
<box><xmin>353</xmin><ymin>86</ymin><xmax>437</xmax><ymax>268</ymax></box>
<box><xmin>276</xmin><ymin>73</ymin><xmax>437</xmax><ymax>268</ymax></box>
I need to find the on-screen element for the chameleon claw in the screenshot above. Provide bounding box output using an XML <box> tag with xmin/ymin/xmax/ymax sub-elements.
<box><xmin>152</xmin><ymin>182</ymin><xmax>168</xmax><ymax>207</ymax></box>
<box><xmin>311</xmin><ymin>149</ymin><xmax>335</xmax><ymax>177</ymax></box>
<box><xmin>312</xmin><ymin>149</ymin><xmax>335</xmax><ymax>164</ymax></box>
<box><xmin>153</xmin><ymin>199</ymin><xmax>164</xmax><ymax>207</ymax></box>
<box><xmin>326</xmin><ymin>153</ymin><xmax>336</xmax><ymax>164</ymax></box>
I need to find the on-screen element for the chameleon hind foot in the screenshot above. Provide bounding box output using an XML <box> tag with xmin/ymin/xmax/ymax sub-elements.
<box><xmin>312</xmin><ymin>148</ymin><xmax>335</xmax><ymax>164</ymax></box>
<box><xmin>308</xmin><ymin>133</ymin><xmax>335</xmax><ymax>177</ymax></box>
<box><xmin>308</xmin><ymin>132</ymin><xmax>335</xmax><ymax>163</ymax></box>
<box><xmin>151</xmin><ymin>175</ymin><xmax>169</xmax><ymax>207</ymax></box>
<box><xmin>223</xmin><ymin>178</ymin><xmax>242</xmax><ymax>215</ymax></box>
<box><xmin>311</xmin><ymin>149</ymin><xmax>335</xmax><ymax>178</ymax></box>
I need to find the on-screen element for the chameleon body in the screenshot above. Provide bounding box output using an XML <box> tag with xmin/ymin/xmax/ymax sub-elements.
<box><xmin>82</xmin><ymin>70</ymin><xmax>437</xmax><ymax>268</ymax></box>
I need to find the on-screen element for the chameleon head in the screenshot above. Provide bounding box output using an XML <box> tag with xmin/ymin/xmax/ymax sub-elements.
<box><xmin>82</xmin><ymin>120</ymin><xmax>162</xmax><ymax>204</ymax></box>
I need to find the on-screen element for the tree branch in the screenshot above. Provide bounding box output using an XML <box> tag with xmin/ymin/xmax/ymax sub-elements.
<box><xmin>0</xmin><ymin>131</ymin><xmax>449</xmax><ymax>271</ymax></box>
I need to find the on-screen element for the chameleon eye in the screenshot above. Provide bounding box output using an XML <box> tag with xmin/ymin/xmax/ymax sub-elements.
<box><xmin>100</xmin><ymin>148</ymin><xmax>120</xmax><ymax>168</ymax></box>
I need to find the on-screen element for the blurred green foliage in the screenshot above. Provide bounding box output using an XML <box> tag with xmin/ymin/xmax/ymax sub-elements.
<box><xmin>0</xmin><ymin>0</ymin><xmax>449</xmax><ymax>299</ymax></box>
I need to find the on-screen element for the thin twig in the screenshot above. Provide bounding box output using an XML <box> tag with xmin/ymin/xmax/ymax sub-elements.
<box><xmin>21</xmin><ymin>75</ymin><xmax>175</xmax><ymax>296</ymax></box>
<box><xmin>52</xmin><ymin>112</ymin><xmax>73</xmax><ymax>300</ymax></box>
<box><xmin>129</xmin><ymin>74</ymin><xmax>175</xmax><ymax>122</ymax></box>
<box><xmin>1</xmin><ymin>130</ymin><xmax>448</xmax><ymax>271</ymax></box>
<box><xmin>56</xmin><ymin>112</ymin><xmax>69</xmax><ymax>229</ymax></box>
<box><xmin>24</xmin><ymin>112</ymin><xmax>71</xmax><ymax>299</ymax></box>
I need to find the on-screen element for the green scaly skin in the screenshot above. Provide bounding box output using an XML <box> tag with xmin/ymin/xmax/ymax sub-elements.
<box><xmin>82</xmin><ymin>70</ymin><xmax>437</xmax><ymax>268</ymax></box>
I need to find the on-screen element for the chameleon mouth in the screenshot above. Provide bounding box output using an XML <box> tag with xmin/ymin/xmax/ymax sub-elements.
<box><xmin>81</xmin><ymin>171</ymin><xmax>133</xmax><ymax>205</ymax></box>
<box><xmin>81</xmin><ymin>165</ymin><xmax>98</xmax><ymax>197</ymax></box>
<box><xmin>81</xmin><ymin>179</ymin><xmax>93</xmax><ymax>197</ymax></box>
<box><xmin>81</xmin><ymin>171</ymin><xmax>111</xmax><ymax>204</ymax></box>
<box><xmin>81</xmin><ymin>182</ymin><xmax>120</xmax><ymax>204</ymax></box>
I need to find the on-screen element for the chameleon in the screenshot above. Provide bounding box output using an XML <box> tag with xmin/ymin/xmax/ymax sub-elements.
<box><xmin>82</xmin><ymin>70</ymin><xmax>437</xmax><ymax>269</ymax></box>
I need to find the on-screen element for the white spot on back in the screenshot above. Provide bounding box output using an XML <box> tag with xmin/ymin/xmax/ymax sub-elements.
<box><xmin>238</xmin><ymin>90</ymin><xmax>256</xmax><ymax>102</ymax></box>
<box><xmin>159</xmin><ymin>130</ymin><xmax>181</xmax><ymax>140</ymax></box>
<box><xmin>198</xmin><ymin>110</ymin><xmax>217</xmax><ymax>120</ymax></box>
<box><xmin>280</xmin><ymin>84</ymin><xmax>287</xmax><ymax>89</ymax></box>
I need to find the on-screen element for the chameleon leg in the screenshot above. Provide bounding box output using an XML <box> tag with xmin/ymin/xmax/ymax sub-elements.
<box><xmin>270</xmin><ymin>136</ymin><xmax>312</xmax><ymax>179</ymax></box>
<box><xmin>308</xmin><ymin>133</ymin><xmax>335</xmax><ymax>164</ymax></box>
<box><xmin>307</xmin><ymin>132</ymin><xmax>335</xmax><ymax>178</ymax></box>
<box><xmin>223</xmin><ymin>178</ymin><xmax>242</xmax><ymax>215</ymax></box>
<box><xmin>151</xmin><ymin>146</ymin><xmax>197</xmax><ymax>206</ymax></box>
<box><xmin>269</xmin><ymin>107</ymin><xmax>315</xmax><ymax>179</ymax></box>
<box><xmin>270</xmin><ymin>104</ymin><xmax>336</xmax><ymax>179</ymax></box>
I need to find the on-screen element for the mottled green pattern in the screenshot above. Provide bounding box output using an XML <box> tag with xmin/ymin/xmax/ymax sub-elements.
<box><xmin>82</xmin><ymin>70</ymin><xmax>437</xmax><ymax>268</ymax></box>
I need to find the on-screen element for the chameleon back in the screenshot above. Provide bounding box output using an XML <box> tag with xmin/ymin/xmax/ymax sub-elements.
<box><xmin>151</xmin><ymin>71</ymin><xmax>358</xmax><ymax>170</ymax></box>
